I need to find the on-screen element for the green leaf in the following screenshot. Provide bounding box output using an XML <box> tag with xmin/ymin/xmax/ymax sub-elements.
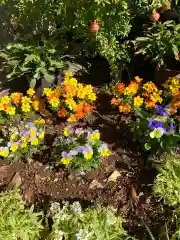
<box><xmin>44</xmin><ymin>73</ymin><xmax>54</xmax><ymax>84</ymax></box>
<box><xmin>30</xmin><ymin>78</ymin><xmax>37</xmax><ymax>88</ymax></box>
<box><xmin>144</xmin><ymin>143</ymin><xmax>151</xmax><ymax>150</ymax></box>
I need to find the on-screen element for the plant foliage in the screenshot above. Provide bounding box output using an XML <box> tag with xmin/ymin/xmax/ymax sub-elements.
<box><xmin>0</xmin><ymin>189</ymin><xmax>43</xmax><ymax>240</ymax></box>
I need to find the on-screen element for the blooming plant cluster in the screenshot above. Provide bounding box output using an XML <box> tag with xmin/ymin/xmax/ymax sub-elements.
<box><xmin>48</xmin><ymin>201</ymin><xmax>134</xmax><ymax>240</ymax></box>
<box><xmin>111</xmin><ymin>77</ymin><xmax>180</xmax><ymax>153</ymax></box>
<box><xmin>52</xmin><ymin>126</ymin><xmax>111</xmax><ymax>170</ymax></box>
<box><xmin>0</xmin><ymin>120</ymin><xmax>45</xmax><ymax>161</ymax></box>
<box><xmin>133</xmin><ymin>104</ymin><xmax>180</xmax><ymax>152</ymax></box>
<box><xmin>43</xmin><ymin>72</ymin><xmax>96</xmax><ymax>123</ymax></box>
<box><xmin>0</xmin><ymin>88</ymin><xmax>40</xmax><ymax>123</ymax></box>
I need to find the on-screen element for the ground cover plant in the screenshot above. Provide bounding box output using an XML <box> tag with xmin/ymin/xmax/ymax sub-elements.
<box><xmin>0</xmin><ymin>189</ymin><xmax>43</xmax><ymax>240</ymax></box>
<box><xmin>154</xmin><ymin>153</ymin><xmax>180</xmax><ymax>239</ymax></box>
<box><xmin>48</xmin><ymin>201</ymin><xmax>135</xmax><ymax>240</ymax></box>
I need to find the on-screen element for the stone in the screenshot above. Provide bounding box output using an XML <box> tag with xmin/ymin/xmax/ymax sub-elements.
<box><xmin>89</xmin><ymin>179</ymin><xmax>103</xmax><ymax>190</ymax></box>
<box><xmin>0</xmin><ymin>165</ymin><xmax>9</xmax><ymax>180</ymax></box>
<box><xmin>108</xmin><ymin>170</ymin><xmax>121</xmax><ymax>182</ymax></box>
<box><xmin>24</xmin><ymin>189</ymin><xmax>35</xmax><ymax>203</ymax></box>
<box><xmin>9</xmin><ymin>172</ymin><xmax>22</xmax><ymax>188</ymax></box>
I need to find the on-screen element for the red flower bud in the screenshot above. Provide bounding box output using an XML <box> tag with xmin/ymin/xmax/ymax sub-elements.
<box><xmin>151</xmin><ymin>11</ymin><xmax>160</xmax><ymax>21</ymax></box>
<box><xmin>89</xmin><ymin>20</ymin><xmax>99</xmax><ymax>33</ymax></box>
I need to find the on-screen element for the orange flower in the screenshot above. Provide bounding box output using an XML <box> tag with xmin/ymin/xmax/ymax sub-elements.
<box><xmin>111</xmin><ymin>98</ymin><xmax>121</xmax><ymax>106</ymax></box>
<box><xmin>10</xmin><ymin>92</ymin><xmax>22</xmax><ymax>104</ymax></box>
<box><xmin>124</xmin><ymin>82</ymin><xmax>139</xmax><ymax>95</ymax></box>
<box><xmin>75</xmin><ymin>111</ymin><xmax>85</xmax><ymax>119</ymax></box>
<box><xmin>141</xmin><ymin>92</ymin><xmax>149</xmax><ymax>98</ymax></box>
<box><xmin>32</xmin><ymin>100</ymin><xmax>40</xmax><ymax>111</ymax></box>
<box><xmin>143</xmin><ymin>82</ymin><xmax>158</xmax><ymax>93</ymax></box>
<box><xmin>83</xmin><ymin>103</ymin><xmax>93</xmax><ymax>114</ymax></box>
<box><xmin>135</xmin><ymin>76</ymin><xmax>142</xmax><ymax>84</ymax></box>
<box><xmin>75</xmin><ymin>102</ymin><xmax>84</xmax><ymax>113</ymax></box>
<box><xmin>58</xmin><ymin>108</ymin><xmax>67</xmax><ymax>118</ymax></box>
<box><xmin>119</xmin><ymin>104</ymin><xmax>131</xmax><ymax>113</ymax></box>
<box><xmin>117</xmin><ymin>83</ymin><xmax>125</xmax><ymax>90</ymax></box>
<box><xmin>145</xmin><ymin>100</ymin><xmax>156</xmax><ymax>109</ymax></box>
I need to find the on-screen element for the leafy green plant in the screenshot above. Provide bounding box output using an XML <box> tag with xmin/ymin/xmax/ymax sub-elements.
<box><xmin>48</xmin><ymin>201</ymin><xmax>135</xmax><ymax>240</ymax></box>
<box><xmin>52</xmin><ymin>125</ymin><xmax>111</xmax><ymax>170</ymax></box>
<box><xmin>154</xmin><ymin>153</ymin><xmax>180</xmax><ymax>206</ymax></box>
<box><xmin>0</xmin><ymin>189</ymin><xmax>43</xmax><ymax>240</ymax></box>
<box><xmin>135</xmin><ymin>20</ymin><xmax>180</xmax><ymax>67</ymax></box>
<box><xmin>154</xmin><ymin>153</ymin><xmax>180</xmax><ymax>239</ymax></box>
<box><xmin>0</xmin><ymin>42</ymin><xmax>65</xmax><ymax>88</ymax></box>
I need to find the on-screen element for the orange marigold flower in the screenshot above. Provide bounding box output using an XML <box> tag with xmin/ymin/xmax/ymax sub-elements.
<box><xmin>58</xmin><ymin>108</ymin><xmax>67</xmax><ymax>118</ymax></box>
<box><xmin>143</xmin><ymin>82</ymin><xmax>158</xmax><ymax>93</ymax></box>
<box><xmin>75</xmin><ymin>111</ymin><xmax>85</xmax><ymax>119</ymax></box>
<box><xmin>124</xmin><ymin>82</ymin><xmax>139</xmax><ymax>95</ymax></box>
<box><xmin>111</xmin><ymin>98</ymin><xmax>121</xmax><ymax>106</ymax></box>
<box><xmin>135</xmin><ymin>76</ymin><xmax>142</xmax><ymax>84</ymax></box>
<box><xmin>83</xmin><ymin>103</ymin><xmax>93</xmax><ymax>114</ymax></box>
<box><xmin>75</xmin><ymin>102</ymin><xmax>84</xmax><ymax>112</ymax></box>
<box><xmin>10</xmin><ymin>92</ymin><xmax>22</xmax><ymax>104</ymax></box>
<box><xmin>145</xmin><ymin>100</ymin><xmax>156</xmax><ymax>109</ymax></box>
<box><xmin>32</xmin><ymin>100</ymin><xmax>40</xmax><ymax>111</ymax></box>
<box><xmin>117</xmin><ymin>83</ymin><xmax>125</xmax><ymax>90</ymax></box>
<box><xmin>119</xmin><ymin>104</ymin><xmax>131</xmax><ymax>113</ymax></box>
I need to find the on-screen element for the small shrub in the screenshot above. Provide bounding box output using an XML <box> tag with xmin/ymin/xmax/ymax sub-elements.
<box><xmin>0</xmin><ymin>120</ymin><xmax>45</xmax><ymax>161</ymax></box>
<box><xmin>135</xmin><ymin>20</ymin><xmax>180</xmax><ymax>67</ymax></box>
<box><xmin>0</xmin><ymin>42</ymin><xmax>65</xmax><ymax>88</ymax></box>
<box><xmin>43</xmin><ymin>72</ymin><xmax>97</xmax><ymax>123</ymax></box>
<box><xmin>0</xmin><ymin>189</ymin><xmax>43</xmax><ymax>240</ymax></box>
<box><xmin>111</xmin><ymin>77</ymin><xmax>180</xmax><ymax>153</ymax></box>
<box><xmin>48</xmin><ymin>201</ymin><xmax>135</xmax><ymax>240</ymax></box>
<box><xmin>52</xmin><ymin>125</ymin><xmax>111</xmax><ymax>170</ymax></box>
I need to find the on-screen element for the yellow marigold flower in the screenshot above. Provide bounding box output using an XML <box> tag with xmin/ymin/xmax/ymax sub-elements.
<box><xmin>21</xmin><ymin>103</ymin><xmax>31</xmax><ymax>112</ymax></box>
<box><xmin>21</xmin><ymin>96</ymin><xmax>32</xmax><ymax>105</ymax></box>
<box><xmin>43</xmin><ymin>88</ymin><xmax>53</xmax><ymax>97</ymax></box>
<box><xmin>119</xmin><ymin>104</ymin><xmax>131</xmax><ymax>113</ymax></box>
<box><xmin>31</xmin><ymin>137</ymin><xmax>39</xmax><ymax>146</ymax></box>
<box><xmin>150</xmin><ymin>93</ymin><xmax>163</xmax><ymax>104</ymax></box>
<box><xmin>87</xmin><ymin>93</ymin><xmax>96</xmax><ymax>101</ymax></box>
<box><xmin>49</xmin><ymin>96</ymin><xmax>60</xmax><ymax>108</ymax></box>
<box><xmin>124</xmin><ymin>82</ymin><xmax>139</xmax><ymax>95</ymax></box>
<box><xmin>134</xmin><ymin>96</ymin><xmax>143</xmax><ymax>108</ymax></box>
<box><xmin>53</xmin><ymin>87</ymin><xmax>62</xmax><ymax>97</ymax></box>
<box><xmin>5</xmin><ymin>106</ymin><xmax>16</xmax><ymax>115</ymax></box>
<box><xmin>27</xmin><ymin>88</ymin><xmax>35</xmax><ymax>97</ymax></box>
<box><xmin>0</xmin><ymin>102</ymin><xmax>5</xmax><ymax>111</ymax></box>
<box><xmin>143</xmin><ymin>82</ymin><xmax>158</xmax><ymax>93</ymax></box>
<box><xmin>84</xmin><ymin>85</ymin><xmax>94</xmax><ymax>94</ymax></box>
<box><xmin>1</xmin><ymin>96</ymin><xmax>10</xmax><ymax>104</ymax></box>
<box><xmin>32</xmin><ymin>100</ymin><xmax>39</xmax><ymax>111</ymax></box>
<box><xmin>65</xmin><ymin>98</ymin><xmax>77</xmax><ymax>110</ymax></box>
<box><xmin>64</xmin><ymin>77</ymin><xmax>78</xmax><ymax>87</ymax></box>
<box><xmin>134</xmin><ymin>76</ymin><xmax>143</xmax><ymax>84</ymax></box>
<box><xmin>171</xmin><ymin>77</ymin><xmax>179</xmax><ymax>86</ymax></box>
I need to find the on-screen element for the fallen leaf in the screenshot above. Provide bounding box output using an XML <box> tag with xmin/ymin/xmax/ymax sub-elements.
<box><xmin>108</xmin><ymin>170</ymin><xmax>121</xmax><ymax>182</ymax></box>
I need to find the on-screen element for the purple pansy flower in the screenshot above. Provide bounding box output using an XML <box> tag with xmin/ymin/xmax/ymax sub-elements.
<box><xmin>148</xmin><ymin>120</ymin><xmax>163</xmax><ymax>130</ymax></box>
<box><xmin>155</xmin><ymin>105</ymin><xmax>170</xmax><ymax>116</ymax></box>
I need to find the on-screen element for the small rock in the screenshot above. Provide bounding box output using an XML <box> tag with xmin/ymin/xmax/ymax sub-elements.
<box><xmin>89</xmin><ymin>179</ymin><xmax>103</xmax><ymax>190</ymax></box>
<box><xmin>9</xmin><ymin>172</ymin><xmax>22</xmax><ymax>188</ymax></box>
<box><xmin>108</xmin><ymin>170</ymin><xmax>121</xmax><ymax>182</ymax></box>
<box><xmin>24</xmin><ymin>189</ymin><xmax>35</xmax><ymax>203</ymax></box>
<box><xmin>35</xmin><ymin>174</ymin><xmax>41</xmax><ymax>185</ymax></box>
<box><xmin>0</xmin><ymin>165</ymin><xmax>9</xmax><ymax>179</ymax></box>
